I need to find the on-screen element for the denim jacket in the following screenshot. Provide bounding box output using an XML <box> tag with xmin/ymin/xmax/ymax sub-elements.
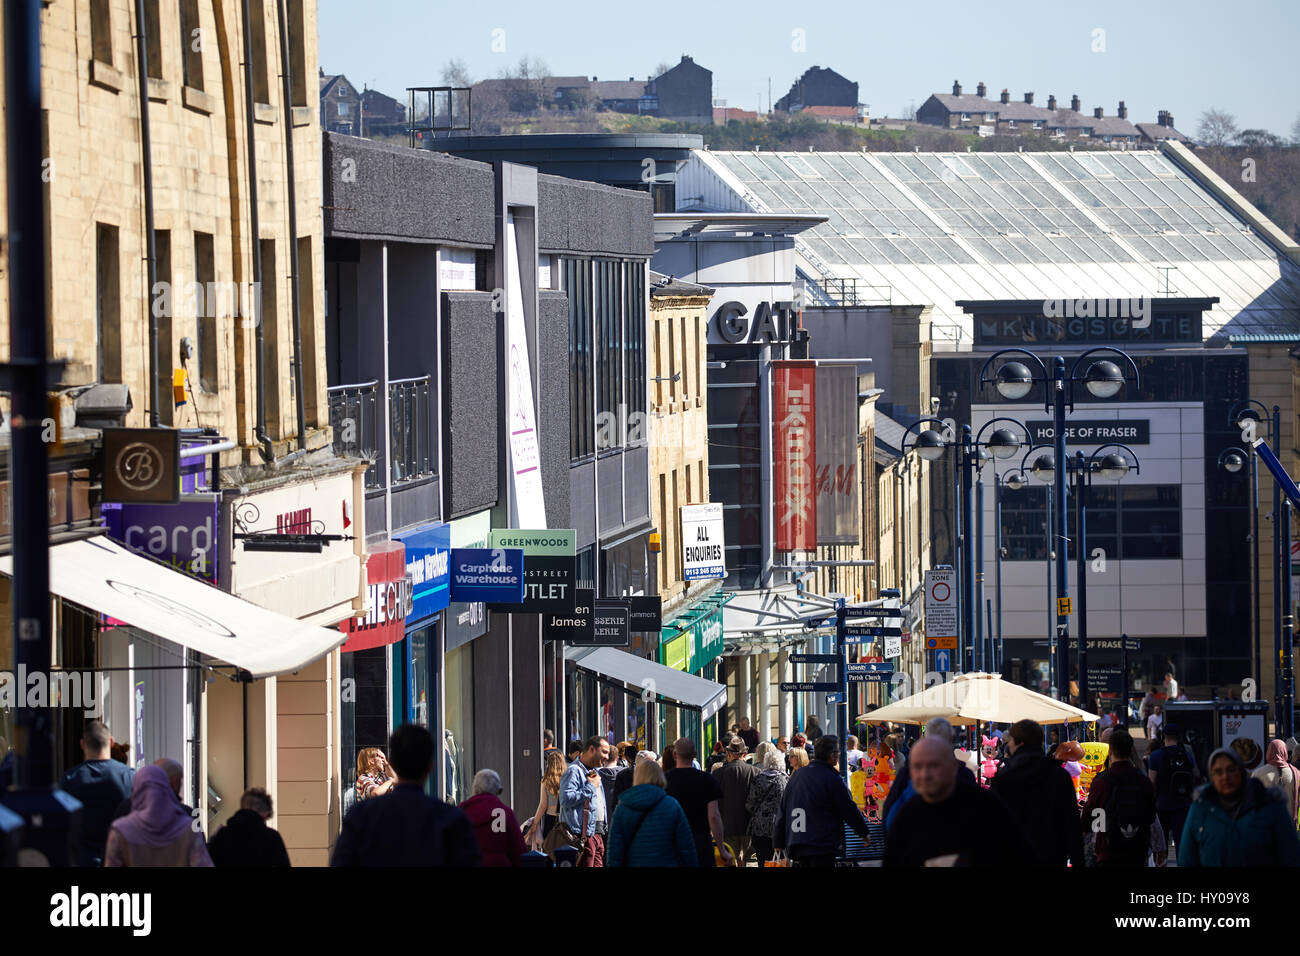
<box><xmin>559</xmin><ymin>759</ymin><xmax>598</xmax><ymax>837</ymax></box>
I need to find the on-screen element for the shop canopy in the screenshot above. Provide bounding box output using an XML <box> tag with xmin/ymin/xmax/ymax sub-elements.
<box><xmin>0</xmin><ymin>535</ymin><xmax>347</xmax><ymax>680</ymax></box>
<box><xmin>564</xmin><ymin>645</ymin><xmax>727</xmax><ymax>720</ymax></box>
<box><xmin>857</xmin><ymin>672</ymin><xmax>1098</xmax><ymax>726</ymax></box>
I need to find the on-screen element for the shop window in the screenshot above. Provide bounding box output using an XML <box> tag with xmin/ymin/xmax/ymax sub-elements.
<box><xmin>91</xmin><ymin>0</ymin><xmax>113</xmax><ymax>64</ymax></box>
<box><xmin>95</xmin><ymin>223</ymin><xmax>122</xmax><ymax>384</ymax></box>
<box><xmin>180</xmin><ymin>0</ymin><xmax>203</xmax><ymax>90</ymax></box>
<box><xmin>444</xmin><ymin>644</ymin><xmax>474</xmax><ymax>803</ymax></box>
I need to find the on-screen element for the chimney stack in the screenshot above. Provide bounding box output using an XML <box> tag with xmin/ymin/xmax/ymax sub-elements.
<box><xmin>1166</xmin><ymin>113</ymin><xmax>1174</xmax><ymax>128</ymax></box>
<box><xmin>1093</xmin><ymin>106</ymin><xmax>1104</xmax><ymax>119</ymax></box>
<box><xmin>1048</xmin><ymin>94</ymin><xmax>1057</xmax><ymax>111</ymax></box>
<box><xmin>1157</xmin><ymin>110</ymin><xmax>1168</xmax><ymax>126</ymax></box>
<box><xmin>1071</xmin><ymin>94</ymin><xmax>1081</xmax><ymax>112</ymax></box>
<box><xmin>953</xmin><ymin>80</ymin><xmax>962</xmax><ymax>96</ymax></box>
<box><xmin>1000</xmin><ymin>89</ymin><xmax>1010</xmax><ymax>104</ymax></box>
<box><xmin>1024</xmin><ymin>92</ymin><xmax>1034</xmax><ymax>105</ymax></box>
<box><xmin>976</xmin><ymin>81</ymin><xmax>986</xmax><ymax>98</ymax></box>
<box><xmin>1117</xmin><ymin>101</ymin><xmax>1127</xmax><ymax>119</ymax></box>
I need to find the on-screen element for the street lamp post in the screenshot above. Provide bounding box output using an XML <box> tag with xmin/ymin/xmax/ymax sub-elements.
<box><xmin>1219</xmin><ymin>446</ymin><xmax>1260</xmax><ymax>695</ymax></box>
<box><xmin>981</xmin><ymin>348</ymin><xmax>1140</xmax><ymax>702</ymax></box>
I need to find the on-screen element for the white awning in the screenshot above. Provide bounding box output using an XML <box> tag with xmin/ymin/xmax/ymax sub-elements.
<box><xmin>0</xmin><ymin>536</ymin><xmax>347</xmax><ymax>679</ymax></box>
<box><xmin>564</xmin><ymin>645</ymin><xmax>727</xmax><ymax>720</ymax></box>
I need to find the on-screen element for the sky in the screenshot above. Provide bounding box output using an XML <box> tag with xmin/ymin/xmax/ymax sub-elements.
<box><xmin>319</xmin><ymin>0</ymin><xmax>1300</xmax><ymax>138</ymax></box>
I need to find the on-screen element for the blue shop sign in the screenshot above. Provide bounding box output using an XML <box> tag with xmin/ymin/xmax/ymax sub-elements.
<box><xmin>449</xmin><ymin>548</ymin><xmax>525</xmax><ymax>604</ymax></box>
<box><xmin>395</xmin><ymin>522</ymin><xmax>451</xmax><ymax>623</ymax></box>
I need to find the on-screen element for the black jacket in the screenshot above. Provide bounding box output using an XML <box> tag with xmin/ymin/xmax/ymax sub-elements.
<box><xmin>331</xmin><ymin>783</ymin><xmax>480</xmax><ymax>866</ymax></box>
<box><xmin>610</xmin><ymin>765</ymin><xmax>636</xmax><ymax>816</ymax></box>
<box><xmin>880</xmin><ymin>755</ymin><xmax>977</xmax><ymax>824</ymax></box>
<box><xmin>712</xmin><ymin>758</ymin><xmax>759</xmax><ymax>834</ymax></box>
<box><xmin>773</xmin><ymin>760</ymin><xmax>870</xmax><ymax>857</ymax></box>
<box><xmin>207</xmin><ymin>809</ymin><xmax>292</xmax><ymax>867</ymax></box>
<box><xmin>989</xmin><ymin>747</ymin><xmax>1084</xmax><ymax>867</ymax></box>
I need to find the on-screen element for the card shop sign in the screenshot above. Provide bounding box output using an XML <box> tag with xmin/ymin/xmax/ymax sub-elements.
<box><xmin>102</xmin><ymin>428</ymin><xmax>180</xmax><ymax>504</ymax></box>
<box><xmin>773</xmin><ymin>361</ymin><xmax>817</xmax><ymax>551</ymax></box>
<box><xmin>340</xmin><ymin>543</ymin><xmax>409</xmax><ymax>653</ymax></box>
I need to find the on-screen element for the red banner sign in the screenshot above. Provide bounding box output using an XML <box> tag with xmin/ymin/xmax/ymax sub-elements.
<box><xmin>340</xmin><ymin>541</ymin><xmax>409</xmax><ymax>653</ymax></box>
<box><xmin>773</xmin><ymin>360</ymin><xmax>817</xmax><ymax>551</ymax></box>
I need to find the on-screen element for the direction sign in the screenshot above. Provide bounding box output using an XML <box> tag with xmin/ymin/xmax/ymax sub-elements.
<box><xmin>826</xmin><ymin>693</ymin><xmax>846</xmax><ymax>704</ymax></box>
<box><xmin>846</xmin><ymin>661</ymin><xmax>894</xmax><ymax>675</ymax></box>
<box><xmin>935</xmin><ymin>649</ymin><xmax>951</xmax><ymax>672</ymax></box>
<box><xmin>845</xmin><ymin>606</ymin><xmax>904</xmax><ymax>619</ymax></box>
<box><xmin>803</xmin><ymin>615</ymin><xmax>834</xmax><ymax>630</ymax></box>
<box><xmin>790</xmin><ymin>653</ymin><xmax>839</xmax><ymax>664</ymax></box>
<box><xmin>847</xmin><ymin>672</ymin><xmax>894</xmax><ymax>683</ymax></box>
<box><xmin>925</xmin><ymin>636</ymin><xmax>958</xmax><ymax>650</ymax></box>
<box><xmin>839</xmin><ymin>634</ymin><xmax>875</xmax><ymax>645</ymax></box>
<box><xmin>844</xmin><ymin>625</ymin><xmax>902</xmax><ymax>637</ymax></box>
<box><xmin>925</xmin><ymin>568</ymin><xmax>957</xmax><ymax>638</ymax></box>
<box><xmin>780</xmin><ymin>681</ymin><xmax>839</xmax><ymax>692</ymax></box>
<box><xmin>884</xmin><ymin>636</ymin><xmax>902</xmax><ymax>658</ymax></box>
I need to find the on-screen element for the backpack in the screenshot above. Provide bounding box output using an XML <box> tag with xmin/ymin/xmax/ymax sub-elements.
<box><xmin>1102</xmin><ymin>772</ymin><xmax>1149</xmax><ymax>856</ymax></box>
<box><xmin>1158</xmin><ymin>745</ymin><xmax>1194</xmax><ymax>804</ymax></box>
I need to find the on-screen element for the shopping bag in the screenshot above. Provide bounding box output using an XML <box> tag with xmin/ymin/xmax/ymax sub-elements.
<box><xmin>764</xmin><ymin>849</ymin><xmax>791</xmax><ymax>868</ymax></box>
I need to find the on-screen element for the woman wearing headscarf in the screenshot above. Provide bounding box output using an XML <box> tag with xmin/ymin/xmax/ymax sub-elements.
<box><xmin>1179</xmin><ymin>746</ymin><xmax>1300</xmax><ymax>867</ymax></box>
<box><xmin>1251</xmin><ymin>739</ymin><xmax>1300</xmax><ymax>826</ymax></box>
<box><xmin>105</xmin><ymin>764</ymin><xmax>213</xmax><ymax>867</ymax></box>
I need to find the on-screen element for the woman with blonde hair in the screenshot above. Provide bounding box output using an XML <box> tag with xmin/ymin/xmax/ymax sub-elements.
<box><xmin>788</xmin><ymin>747</ymin><xmax>809</xmax><ymax>774</ymax></box>
<box><xmin>605</xmin><ymin>756</ymin><xmax>697</xmax><ymax>867</ymax></box>
<box><xmin>523</xmin><ymin>749</ymin><xmax>565</xmax><ymax>850</ymax></box>
<box><xmin>355</xmin><ymin>747</ymin><xmax>396</xmax><ymax>800</ymax></box>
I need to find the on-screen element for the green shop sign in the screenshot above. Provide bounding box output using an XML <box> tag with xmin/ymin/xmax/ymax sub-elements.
<box><xmin>659</xmin><ymin>597</ymin><xmax>727</xmax><ymax>674</ymax></box>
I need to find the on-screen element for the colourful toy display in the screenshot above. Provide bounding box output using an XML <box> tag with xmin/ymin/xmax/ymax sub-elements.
<box><xmin>1078</xmin><ymin>741</ymin><xmax>1109</xmax><ymax>803</ymax></box>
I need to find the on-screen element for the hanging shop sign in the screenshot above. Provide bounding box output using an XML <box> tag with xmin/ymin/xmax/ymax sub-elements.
<box><xmin>815</xmin><ymin>364</ymin><xmax>858</xmax><ymax>546</ymax></box>
<box><xmin>395</xmin><ymin>522</ymin><xmax>451</xmax><ymax>623</ymax></box>
<box><xmin>446</xmin><ymin>510</ymin><xmax>492</xmax><ymax>652</ymax></box>
<box><xmin>681</xmin><ymin>503</ymin><xmax>725</xmax><ymax>580</ymax></box>
<box><xmin>543</xmin><ymin>587</ymin><xmax>595</xmax><ymax>643</ymax></box>
<box><xmin>449</xmin><ymin>547</ymin><xmax>525</xmax><ymax>604</ymax></box>
<box><xmin>339</xmin><ymin>542</ymin><xmax>410</xmax><ymax>653</ymax></box>
<box><xmin>567</xmin><ymin>599</ymin><xmax>630</xmax><ymax>647</ymax></box>
<box><xmin>773</xmin><ymin>360</ymin><xmax>817</xmax><ymax>551</ymax></box>
<box><xmin>628</xmin><ymin>596</ymin><xmax>662</xmax><ymax>632</ymax></box>
<box><xmin>102</xmin><ymin>427</ymin><xmax>180</xmax><ymax>504</ymax></box>
<box><xmin>488</xmin><ymin>528</ymin><xmax>576</xmax><ymax>613</ymax></box>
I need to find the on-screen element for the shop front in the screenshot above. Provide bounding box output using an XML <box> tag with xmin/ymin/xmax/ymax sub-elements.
<box><xmin>440</xmin><ymin>510</ymin><xmax>491</xmax><ymax>804</ymax></box>
<box><xmin>657</xmin><ymin>589</ymin><xmax>729</xmax><ymax>753</ymax></box>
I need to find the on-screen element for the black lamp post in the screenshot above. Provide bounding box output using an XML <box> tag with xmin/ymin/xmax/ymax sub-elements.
<box><xmin>1218</xmin><ymin>445</ymin><xmax>1261</xmax><ymax>697</ymax></box>
<box><xmin>903</xmin><ymin>416</ymin><xmax>1028</xmax><ymax>679</ymax></box>
<box><xmin>980</xmin><ymin>348</ymin><xmax>1140</xmax><ymax>703</ymax></box>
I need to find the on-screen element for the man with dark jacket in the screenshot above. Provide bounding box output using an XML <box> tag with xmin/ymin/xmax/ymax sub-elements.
<box><xmin>885</xmin><ymin>735</ymin><xmax>1028</xmax><ymax>867</ymax></box>
<box><xmin>773</xmin><ymin>735</ymin><xmax>871</xmax><ymax>866</ymax></box>
<box><xmin>712</xmin><ymin>736</ymin><xmax>759</xmax><ymax>865</ymax></box>
<box><xmin>207</xmin><ymin>787</ymin><xmax>292</xmax><ymax>867</ymax></box>
<box><xmin>737</xmin><ymin>718</ymin><xmax>761</xmax><ymax>753</ymax></box>
<box><xmin>989</xmin><ymin>719</ymin><xmax>1083</xmax><ymax>867</ymax></box>
<box><xmin>881</xmin><ymin>717</ymin><xmax>976</xmax><ymax>829</ymax></box>
<box><xmin>59</xmin><ymin>721</ymin><xmax>135</xmax><ymax>867</ymax></box>
<box><xmin>1080</xmin><ymin>729</ymin><xmax>1160</xmax><ymax>868</ymax></box>
<box><xmin>332</xmin><ymin>724</ymin><xmax>480</xmax><ymax>867</ymax></box>
<box><xmin>610</xmin><ymin>743</ymin><xmax>638</xmax><ymax>815</ymax></box>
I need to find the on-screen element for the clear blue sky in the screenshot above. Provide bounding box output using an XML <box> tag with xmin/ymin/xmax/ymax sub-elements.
<box><xmin>319</xmin><ymin>0</ymin><xmax>1300</xmax><ymax>136</ymax></box>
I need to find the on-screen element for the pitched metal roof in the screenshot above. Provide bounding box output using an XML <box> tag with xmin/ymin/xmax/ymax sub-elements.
<box><xmin>675</xmin><ymin>147</ymin><xmax>1300</xmax><ymax>348</ymax></box>
<box><xmin>1136</xmin><ymin>123</ymin><xmax>1189</xmax><ymax>142</ymax></box>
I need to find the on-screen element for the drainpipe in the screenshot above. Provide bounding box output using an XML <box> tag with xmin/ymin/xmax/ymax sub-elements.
<box><xmin>239</xmin><ymin>0</ymin><xmax>273</xmax><ymax>460</ymax></box>
<box><xmin>275</xmin><ymin>0</ymin><xmax>307</xmax><ymax>450</ymax></box>
<box><xmin>133</xmin><ymin>0</ymin><xmax>160</xmax><ymax>426</ymax></box>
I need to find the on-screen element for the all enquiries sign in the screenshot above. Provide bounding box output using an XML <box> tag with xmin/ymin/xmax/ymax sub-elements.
<box><xmin>681</xmin><ymin>503</ymin><xmax>725</xmax><ymax>580</ymax></box>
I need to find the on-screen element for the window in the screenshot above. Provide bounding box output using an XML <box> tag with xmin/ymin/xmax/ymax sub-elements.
<box><xmin>144</xmin><ymin>0</ymin><xmax>162</xmax><ymax>80</ymax></box>
<box><xmin>653</xmin><ymin>317</ymin><xmax>664</xmax><ymax>408</ymax></box>
<box><xmin>659</xmin><ymin>473</ymin><xmax>669</xmax><ymax>587</ymax></box>
<box><xmin>91</xmin><ymin>0</ymin><xmax>112</xmax><ymax>64</ymax></box>
<box><xmin>180</xmin><ymin>0</ymin><xmax>203</xmax><ymax>90</ymax></box>
<box><xmin>288</xmin><ymin>0</ymin><xmax>307</xmax><ymax>106</ymax></box>
<box><xmin>685</xmin><ymin>464</ymin><xmax>692</xmax><ymax>505</ymax></box>
<box><xmin>960</xmin><ymin>112</ymin><xmax>970</xmax><ymax>121</ymax></box>
<box><xmin>95</xmin><ymin>223</ymin><xmax>122</xmax><ymax>384</ymax></box>
<box><xmin>248</xmin><ymin>0</ymin><xmax>269</xmax><ymax>104</ymax></box>
<box><xmin>1000</xmin><ymin>483</ymin><xmax>1181</xmax><ymax>561</ymax></box>
<box><xmin>338</xmin><ymin>101</ymin><xmax>349</xmax><ymax>117</ymax></box>
<box><xmin>259</xmin><ymin>239</ymin><xmax>283</xmax><ymax>433</ymax></box>
<box><xmin>667</xmin><ymin>316</ymin><xmax>676</xmax><ymax>404</ymax></box>
<box><xmin>298</xmin><ymin>237</ymin><xmax>321</xmax><ymax>427</ymax></box>
<box><xmin>154</xmin><ymin>231</ymin><xmax>173</xmax><ymax>425</ymax></box>
<box><xmin>564</xmin><ymin>258</ymin><xmax>593</xmax><ymax>458</ymax></box>
<box><xmin>679</xmin><ymin>314</ymin><xmax>688</xmax><ymax>402</ymax></box>
<box><xmin>194</xmin><ymin>232</ymin><xmax>217</xmax><ymax>392</ymax></box>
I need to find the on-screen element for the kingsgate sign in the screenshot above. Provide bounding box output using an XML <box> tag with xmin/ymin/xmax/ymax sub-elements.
<box><xmin>711</xmin><ymin>300</ymin><xmax>797</xmax><ymax>345</ymax></box>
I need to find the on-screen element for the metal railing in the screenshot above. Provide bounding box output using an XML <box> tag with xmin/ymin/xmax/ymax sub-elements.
<box><xmin>389</xmin><ymin>375</ymin><xmax>435</xmax><ymax>484</ymax></box>
<box><xmin>800</xmin><ymin>273</ymin><xmax>893</xmax><ymax>308</ymax></box>
<box><xmin>328</xmin><ymin>380</ymin><xmax>381</xmax><ymax>490</ymax></box>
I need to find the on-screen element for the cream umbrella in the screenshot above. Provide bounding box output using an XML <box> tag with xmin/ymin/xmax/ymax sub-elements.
<box><xmin>857</xmin><ymin>672</ymin><xmax>1098</xmax><ymax>726</ymax></box>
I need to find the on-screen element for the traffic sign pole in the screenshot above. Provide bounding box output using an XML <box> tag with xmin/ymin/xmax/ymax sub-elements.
<box><xmin>837</xmin><ymin>598</ymin><xmax>848</xmax><ymax>785</ymax></box>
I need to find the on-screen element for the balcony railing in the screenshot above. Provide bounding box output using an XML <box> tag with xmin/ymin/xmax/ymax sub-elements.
<box><xmin>328</xmin><ymin>380</ymin><xmax>381</xmax><ymax>490</ymax></box>
<box><xmin>389</xmin><ymin>375</ymin><xmax>434</xmax><ymax>484</ymax></box>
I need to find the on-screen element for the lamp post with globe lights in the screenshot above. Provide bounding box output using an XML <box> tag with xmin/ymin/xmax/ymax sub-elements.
<box><xmin>979</xmin><ymin>349</ymin><xmax>1140</xmax><ymax>703</ymax></box>
<box><xmin>1218</xmin><ymin>445</ymin><xmax>1261</xmax><ymax>696</ymax></box>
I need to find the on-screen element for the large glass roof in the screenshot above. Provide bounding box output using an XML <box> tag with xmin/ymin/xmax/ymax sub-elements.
<box><xmin>680</xmin><ymin>148</ymin><xmax>1300</xmax><ymax>345</ymax></box>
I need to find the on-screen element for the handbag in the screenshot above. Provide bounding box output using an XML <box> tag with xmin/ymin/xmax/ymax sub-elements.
<box><xmin>764</xmin><ymin>849</ymin><xmax>791</xmax><ymax>868</ymax></box>
<box><xmin>543</xmin><ymin>797</ymin><xmax>589</xmax><ymax>860</ymax></box>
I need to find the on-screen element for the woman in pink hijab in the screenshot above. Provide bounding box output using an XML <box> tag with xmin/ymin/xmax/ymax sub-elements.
<box><xmin>1250</xmin><ymin>738</ymin><xmax>1300</xmax><ymax>826</ymax></box>
<box><xmin>105</xmin><ymin>764</ymin><xmax>213</xmax><ymax>866</ymax></box>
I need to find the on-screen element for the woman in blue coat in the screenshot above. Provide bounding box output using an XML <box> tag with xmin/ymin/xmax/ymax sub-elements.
<box><xmin>1179</xmin><ymin>746</ymin><xmax>1300</xmax><ymax>867</ymax></box>
<box><xmin>606</xmin><ymin>757</ymin><xmax>698</xmax><ymax>867</ymax></box>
